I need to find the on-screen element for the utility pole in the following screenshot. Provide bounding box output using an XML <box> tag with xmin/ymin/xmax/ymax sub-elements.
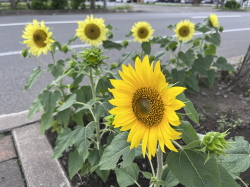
<box><xmin>103</xmin><ymin>0</ymin><xmax>107</xmax><ymax>9</ymax></box>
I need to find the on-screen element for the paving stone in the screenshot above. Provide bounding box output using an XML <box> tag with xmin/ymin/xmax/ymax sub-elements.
<box><xmin>0</xmin><ymin>110</ymin><xmax>42</xmax><ymax>133</ymax></box>
<box><xmin>0</xmin><ymin>136</ymin><xmax>16</xmax><ymax>162</ymax></box>
<box><xmin>12</xmin><ymin>123</ymin><xmax>71</xmax><ymax>187</ymax></box>
<box><xmin>0</xmin><ymin>159</ymin><xmax>25</xmax><ymax>187</ymax></box>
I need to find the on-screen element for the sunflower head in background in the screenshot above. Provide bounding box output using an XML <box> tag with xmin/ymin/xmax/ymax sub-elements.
<box><xmin>174</xmin><ymin>20</ymin><xmax>195</xmax><ymax>42</ymax></box>
<box><xmin>22</xmin><ymin>20</ymin><xmax>54</xmax><ymax>57</ymax></box>
<box><xmin>76</xmin><ymin>14</ymin><xmax>108</xmax><ymax>47</ymax></box>
<box><xmin>131</xmin><ymin>22</ymin><xmax>154</xmax><ymax>43</ymax></box>
<box><xmin>209</xmin><ymin>13</ymin><xmax>219</xmax><ymax>28</ymax></box>
<box><xmin>108</xmin><ymin>56</ymin><xmax>186</xmax><ymax>159</ymax></box>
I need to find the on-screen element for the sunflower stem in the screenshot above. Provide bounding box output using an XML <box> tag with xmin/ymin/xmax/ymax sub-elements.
<box><xmin>155</xmin><ymin>145</ymin><xmax>163</xmax><ymax>187</ymax></box>
<box><xmin>147</xmin><ymin>153</ymin><xmax>156</xmax><ymax>177</ymax></box>
<box><xmin>51</xmin><ymin>51</ymin><xmax>56</xmax><ymax>64</ymax></box>
<box><xmin>89</xmin><ymin>68</ymin><xmax>101</xmax><ymax>149</ymax></box>
<box><xmin>172</xmin><ymin>140</ymin><xmax>183</xmax><ymax>150</ymax></box>
<box><xmin>35</xmin><ymin>56</ymin><xmax>47</xmax><ymax>67</ymax></box>
<box><xmin>162</xmin><ymin>164</ymin><xmax>168</xmax><ymax>171</ymax></box>
<box><xmin>129</xmin><ymin>43</ymin><xmax>140</xmax><ymax>53</ymax></box>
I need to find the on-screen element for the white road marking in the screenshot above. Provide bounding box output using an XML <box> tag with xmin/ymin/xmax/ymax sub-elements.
<box><xmin>1</xmin><ymin>27</ymin><xmax>250</xmax><ymax>57</ymax></box>
<box><xmin>0</xmin><ymin>21</ymin><xmax>78</xmax><ymax>27</ymax></box>
<box><xmin>192</xmin><ymin>15</ymin><xmax>242</xmax><ymax>18</ymax></box>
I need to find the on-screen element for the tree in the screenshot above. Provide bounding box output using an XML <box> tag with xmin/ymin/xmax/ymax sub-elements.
<box><xmin>229</xmin><ymin>45</ymin><xmax>250</xmax><ymax>93</ymax></box>
<box><xmin>10</xmin><ymin>0</ymin><xmax>16</xmax><ymax>9</ymax></box>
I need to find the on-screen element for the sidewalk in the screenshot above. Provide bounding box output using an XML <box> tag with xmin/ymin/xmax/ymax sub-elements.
<box><xmin>0</xmin><ymin>111</ymin><xmax>71</xmax><ymax>187</ymax></box>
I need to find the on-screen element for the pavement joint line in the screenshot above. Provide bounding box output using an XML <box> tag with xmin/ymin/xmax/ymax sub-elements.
<box><xmin>1</xmin><ymin>27</ymin><xmax>250</xmax><ymax>57</ymax></box>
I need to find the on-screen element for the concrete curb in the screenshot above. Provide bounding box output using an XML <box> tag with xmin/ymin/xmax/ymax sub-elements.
<box><xmin>0</xmin><ymin>110</ymin><xmax>42</xmax><ymax>133</ymax></box>
<box><xmin>0</xmin><ymin>8</ymin><xmax>141</xmax><ymax>16</ymax></box>
<box><xmin>12</xmin><ymin>123</ymin><xmax>72</xmax><ymax>187</ymax></box>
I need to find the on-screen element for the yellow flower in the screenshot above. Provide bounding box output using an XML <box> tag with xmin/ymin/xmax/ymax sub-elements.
<box><xmin>22</xmin><ymin>20</ymin><xmax>54</xmax><ymax>57</ymax></box>
<box><xmin>131</xmin><ymin>22</ymin><xmax>154</xmax><ymax>43</ymax></box>
<box><xmin>209</xmin><ymin>13</ymin><xmax>219</xmax><ymax>28</ymax></box>
<box><xmin>76</xmin><ymin>15</ymin><xmax>108</xmax><ymax>46</ymax></box>
<box><xmin>174</xmin><ymin>20</ymin><xmax>195</xmax><ymax>42</ymax></box>
<box><xmin>109</xmin><ymin>56</ymin><xmax>186</xmax><ymax>159</ymax></box>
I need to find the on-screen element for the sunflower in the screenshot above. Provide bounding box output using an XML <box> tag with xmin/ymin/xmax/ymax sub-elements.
<box><xmin>131</xmin><ymin>22</ymin><xmax>154</xmax><ymax>43</ymax></box>
<box><xmin>22</xmin><ymin>20</ymin><xmax>54</xmax><ymax>57</ymax></box>
<box><xmin>76</xmin><ymin>15</ymin><xmax>108</xmax><ymax>46</ymax></box>
<box><xmin>174</xmin><ymin>20</ymin><xmax>195</xmax><ymax>42</ymax></box>
<box><xmin>108</xmin><ymin>56</ymin><xmax>186</xmax><ymax>159</ymax></box>
<box><xmin>209</xmin><ymin>14</ymin><xmax>219</xmax><ymax>28</ymax></box>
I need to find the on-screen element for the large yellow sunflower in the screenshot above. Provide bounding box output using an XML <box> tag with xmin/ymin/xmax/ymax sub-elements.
<box><xmin>22</xmin><ymin>19</ymin><xmax>54</xmax><ymax>57</ymax></box>
<box><xmin>131</xmin><ymin>22</ymin><xmax>154</xmax><ymax>43</ymax></box>
<box><xmin>76</xmin><ymin>15</ymin><xmax>108</xmax><ymax>46</ymax></box>
<box><xmin>109</xmin><ymin>56</ymin><xmax>186</xmax><ymax>159</ymax></box>
<box><xmin>174</xmin><ymin>20</ymin><xmax>195</xmax><ymax>42</ymax></box>
<box><xmin>209</xmin><ymin>13</ymin><xmax>219</xmax><ymax>28</ymax></box>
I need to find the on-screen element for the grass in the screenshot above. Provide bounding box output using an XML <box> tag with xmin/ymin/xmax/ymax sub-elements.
<box><xmin>113</xmin><ymin>4</ymin><xmax>132</xmax><ymax>10</ymax></box>
<box><xmin>0</xmin><ymin>2</ymin><xmax>27</xmax><ymax>10</ymax></box>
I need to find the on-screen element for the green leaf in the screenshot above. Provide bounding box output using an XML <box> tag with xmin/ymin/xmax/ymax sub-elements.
<box><xmin>103</xmin><ymin>40</ymin><xmax>123</xmax><ymax>50</ymax></box>
<box><xmin>67</xmin><ymin>35</ymin><xmax>78</xmax><ymax>45</ymax></box>
<box><xmin>155</xmin><ymin>180</ymin><xmax>169</xmax><ymax>186</ymax></box>
<box><xmin>161</xmin><ymin>168</ymin><xmax>179</xmax><ymax>187</ymax></box>
<box><xmin>53</xmin><ymin>128</ymin><xmax>74</xmax><ymax>159</ymax></box>
<box><xmin>186</xmin><ymin>74</ymin><xmax>200</xmax><ymax>92</ymax></box>
<box><xmin>28</xmin><ymin>97</ymin><xmax>42</xmax><ymax>119</ymax></box>
<box><xmin>68</xmin><ymin>150</ymin><xmax>84</xmax><ymax>179</ymax></box>
<box><xmin>193</xmin><ymin>58</ymin><xmax>208</xmax><ymax>76</ymax></box>
<box><xmin>204</xmin><ymin>69</ymin><xmax>216</xmax><ymax>88</ymax></box>
<box><xmin>57</xmin><ymin>108</ymin><xmax>71</xmax><ymax>127</ymax></box>
<box><xmin>141</xmin><ymin>171</ymin><xmax>152</xmax><ymax>179</ymax></box>
<box><xmin>213</xmin><ymin>57</ymin><xmax>234</xmax><ymax>71</ymax></box>
<box><xmin>115</xmin><ymin>163</ymin><xmax>140</xmax><ymax>187</ymax></box>
<box><xmin>195</xmin><ymin>25</ymin><xmax>211</xmax><ymax>33</ymax></box>
<box><xmin>178</xmin><ymin>50</ymin><xmax>194</xmax><ymax>68</ymax></box>
<box><xmin>183</xmin><ymin>140</ymin><xmax>201</xmax><ymax>150</ymax></box>
<box><xmin>57</xmin><ymin>94</ymin><xmax>77</xmax><ymax>111</ymax></box>
<box><xmin>154</xmin><ymin>51</ymin><xmax>166</xmax><ymax>61</ymax></box>
<box><xmin>48</xmin><ymin>60</ymin><xmax>65</xmax><ymax>78</ymax></box>
<box><xmin>99</xmin><ymin>132</ymin><xmax>135</xmax><ymax>170</ymax></box>
<box><xmin>74</xmin><ymin>122</ymin><xmax>96</xmax><ymax>157</ymax></box>
<box><xmin>118</xmin><ymin>52</ymin><xmax>135</xmax><ymax>67</ymax></box>
<box><xmin>174</xmin><ymin>121</ymin><xmax>199</xmax><ymax>144</ymax></box>
<box><xmin>88</xmin><ymin>148</ymin><xmax>110</xmax><ymax>183</ymax></box>
<box><xmin>168</xmin><ymin>41</ymin><xmax>178</xmax><ymax>51</ymax></box>
<box><xmin>177</xmin><ymin>93</ymin><xmax>199</xmax><ymax>125</ymax></box>
<box><xmin>71</xmin><ymin>112</ymin><xmax>84</xmax><ymax>126</ymax></box>
<box><xmin>217</xmin><ymin>164</ymin><xmax>240</xmax><ymax>187</ymax></box>
<box><xmin>40</xmin><ymin>112</ymin><xmax>54</xmax><ymax>134</ymax></box>
<box><xmin>220</xmin><ymin>136</ymin><xmax>250</xmax><ymax>174</ymax></box>
<box><xmin>39</xmin><ymin>90</ymin><xmax>61</xmax><ymax>115</ymax></box>
<box><xmin>204</xmin><ymin>44</ymin><xmax>216</xmax><ymax>56</ymax></box>
<box><xmin>141</xmin><ymin>42</ymin><xmax>151</xmax><ymax>55</ymax></box>
<box><xmin>205</xmin><ymin>33</ymin><xmax>221</xmax><ymax>46</ymax></box>
<box><xmin>171</xmin><ymin>69</ymin><xmax>185</xmax><ymax>86</ymax></box>
<box><xmin>24</xmin><ymin>66</ymin><xmax>42</xmax><ymax>91</ymax></box>
<box><xmin>167</xmin><ymin>150</ymin><xmax>221</xmax><ymax>187</ymax></box>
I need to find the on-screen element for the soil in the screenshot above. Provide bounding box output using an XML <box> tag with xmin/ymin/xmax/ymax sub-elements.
<box><xmin>45</xmin><ymin>72</ymin><xmax>250</xmax><ymax>187</ymax></box>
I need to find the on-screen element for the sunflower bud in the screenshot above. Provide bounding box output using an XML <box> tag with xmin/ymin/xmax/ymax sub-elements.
<box><xmin>149</xmin><ymin>55</ymin><xmax>155</xmax><ymax>62</ymax></box>
<box><xmin>199</xmin><ymin>131</ymin><xmax>230</xmax><ymax>159</ymax></box>
<box><xmin>193</xmin><ymin>39</ymin><xmax>200</xmax><ymax>46</ymax></box>
<box><xmin>80</xmin><ymin>48</ymin><xmax>108</xmax><ymax>68</ymax></box>
<box><xmin>110</xmin><ymin>63</ymin><xmax>118</xmax><ymax>70</ymax></box>
<box><xmin>21</xmin><ymin>48</ymin><xmax>29</xmax><ymax>58</ymax></box>
<box><xmin>104</xmin><ymin>114</ymin><xmax>115</xmax><ymax>127</ymax></box>
<box><xmin>106</xmin><ymin>31</ymin><xmax>114</xmax><ymax>39</ymax></box>
<box><xmin>121</xmin><ymin>40</ymin><xmax>129</xmax><ymax>47</ymax></box>
<box><xmin>68</xmin><ymin>60</ymin><xmax>77</xmax><ymax>68</ymax></box>
<box><xmin>219</xmin><ymin>26</ymin><xmax>224</xmax><ymax>32</ymax></box>
<box><xmin>61</xmin><ymin>44</ymin><xmax>68</xmax><ymax>53</ymax></box>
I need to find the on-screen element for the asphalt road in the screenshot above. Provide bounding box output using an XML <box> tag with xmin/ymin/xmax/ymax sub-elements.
<box><xmin>0</xmin><ymin>6</ymin><xmax>250</xmax><ymax>115</ymax></box>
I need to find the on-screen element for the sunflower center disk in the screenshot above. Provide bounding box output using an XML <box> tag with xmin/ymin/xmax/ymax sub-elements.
<box><xmin>33</xmin><ymin>30</ymin><xmax>47</xmax><ymax>47</ymax></box>
<box><xmin>179</xmin><ymin>26</ymin><xmax>190</xmax><ymax>37</ymax></box>
<box><xmin>132</xmin><ymin>87</ymin><xmax>164</xmax><ymax>127</ymax></box>
<box><xmin>137</xmin><ymin>27</ymin><xmax>149</xmax><ymax>39</ymax></box>
<box><xmin>85</xmin><ymin>24</ymin><xmax>101</xmax><ymax>40</ymax></box>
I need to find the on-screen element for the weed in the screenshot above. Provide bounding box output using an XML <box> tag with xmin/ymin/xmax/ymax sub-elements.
<box><xmin>217</xmin><ymin>114</ymin><xmax>243</xmax><ymax>131</ymax></box>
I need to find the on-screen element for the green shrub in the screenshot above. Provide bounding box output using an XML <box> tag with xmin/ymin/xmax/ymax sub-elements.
<box><xmin>71</xmin><ymin>0</ymin><xmax>85</xmax><ymax>9</ymax></box>
<box><xmin>51</xmin><ymin>0</ymin><xmax>68</xmax><ymax>9</ymax></box>
<box><xmin>31</xmin><ymin>0</ymin><xmax>48</xmax><ymax>9</ymax></box>
<box><xmin>225</xmin><ymin>0</ymin><xmax>241</xmax><ymax>9</ymax></box>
